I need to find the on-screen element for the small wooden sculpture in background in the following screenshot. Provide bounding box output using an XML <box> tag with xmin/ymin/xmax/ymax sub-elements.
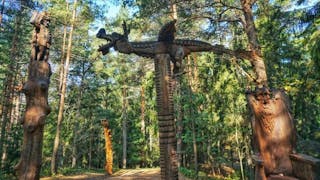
<box><xmin>101</xmin><ymin>119</ymin><xmax>113</xmax><ymax>175</ymax></box>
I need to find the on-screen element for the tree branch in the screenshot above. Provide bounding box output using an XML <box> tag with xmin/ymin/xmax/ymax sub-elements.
<box><xmin>210</xmin><ymin>44</ymin><xmax>253</xmax><ymax>60</ymax></box>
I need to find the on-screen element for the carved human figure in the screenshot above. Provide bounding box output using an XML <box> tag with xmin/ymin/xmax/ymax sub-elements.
<box><xmin>30</xmin><ymin>11</ymin><xmax>51</xmax><ymax>62</ymax></box>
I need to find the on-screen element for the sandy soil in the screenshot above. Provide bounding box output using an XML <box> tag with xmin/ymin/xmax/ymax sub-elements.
<box><xmin>40</xmin><ymin>168</ymin><xmax>161</xmax><ymax>180</ymax></box>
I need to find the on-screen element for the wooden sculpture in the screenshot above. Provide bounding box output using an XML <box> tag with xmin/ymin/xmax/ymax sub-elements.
<box><xmin>247</xmin><ymin>87</ymin><xmax>320</xmax><ymax>180</ymax></box>
<box><xmin>96</xmin><ymin>20</ymin><xmax>217</xmax><ymax>180</ymax></box>
<box><xmin>15</xmin><ymin>11</ymin><xmax>52</xmax><ymax>180</ymax></box>
<box><xmin>101</xmin><ymin>119</ymin><xmax>113</xmax><ymax>175</ymax></box>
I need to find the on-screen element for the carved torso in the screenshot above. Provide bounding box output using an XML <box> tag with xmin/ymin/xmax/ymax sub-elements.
<box><xmin>247</xmin><ymin>88</ymin><xmax>296</xmax><ymax>176</ymax></box>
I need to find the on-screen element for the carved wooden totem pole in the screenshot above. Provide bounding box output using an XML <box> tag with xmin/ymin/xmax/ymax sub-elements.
<box><xmin>96</xmin><ymin>20</ymin><xmax>214</xmax><ymax>180</ymax></box>
<box><xmin>101</xmin><ymin>119</ymin><xmax>113</xmax><ymax>175</ymax></box>
<box><xmin>15</xmin><ymin>11</ymin><xmax>52</xmax><ymax>180</ymax></box>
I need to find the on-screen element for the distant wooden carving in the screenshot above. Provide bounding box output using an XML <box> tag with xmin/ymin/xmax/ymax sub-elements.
<box><xmin>101</xmin><ymin>119</ymin><xmax>113</xmax><ymax>175</ymax></box>
<box><xmin>247</xmin><ymin>87</ymin><xmax>320</xmax><ymax>180</ymax></box>
<box><xmin>15</xmin><ymin>11</ymin><xmax>52</xmax><ymax>180</ymax></box>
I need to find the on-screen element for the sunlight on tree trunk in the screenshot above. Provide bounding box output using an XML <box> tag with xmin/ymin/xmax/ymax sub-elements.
<box><xmin>51</xmin><ymin>0</ymin><xmax>77</xmax><ymax>175</ymax></box>
<box><xmin>122</xmin><ymin>85</ymin><xmax>128</xmax><ymax>169</ymax></box>
<box><xmin>240</xmin><ymin>0</ymin><xmax>268</xmax><ymax>87</ymax></box>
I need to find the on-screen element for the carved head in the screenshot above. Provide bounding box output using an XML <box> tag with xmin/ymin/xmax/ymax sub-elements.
<box><xmin>30</xmin><ymin>11</ymin><xmax>50</xmax><ymax>28</ymax></box>
<box><xmin>158</xmin><ymin>20</ymin><xmax>177</xmax><ymax>42</ymax></box>
<box><xmin>96</xmin><ymin>21</ymin><xmax>130</xmax><ymax>55</ymax></box>
<box><xmin>96</xmin><ymin>28</ymin><xmax>127</xmax><ymax>55</ymax></box>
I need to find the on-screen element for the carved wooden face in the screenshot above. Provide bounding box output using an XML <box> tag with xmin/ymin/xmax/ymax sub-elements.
<box><xmin>248</xmin><ymin>89</ymin><xmax>292</xmax><ymax>135</ymax></box>
<box><xmin>30</xmin><ymin>11</ymin><xmax>50</xmax><ymax>28</ymax></box>
<box><xmin>96</xmin><ymin>29</ymin><xmax>126</xmax><ymax>55</ymax></box>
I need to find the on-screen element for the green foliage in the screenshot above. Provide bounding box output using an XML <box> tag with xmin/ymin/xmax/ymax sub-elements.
<box><xmin>179</xmin><ymin>167</ymin><xmax>199</xmax><ymax>179</ymax></box>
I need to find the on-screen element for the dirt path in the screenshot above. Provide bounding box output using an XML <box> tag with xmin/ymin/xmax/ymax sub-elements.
<box><xmin>41</xmin><ymin>168</ymin><xmax>160</xmax><ymax>180</ymax></box>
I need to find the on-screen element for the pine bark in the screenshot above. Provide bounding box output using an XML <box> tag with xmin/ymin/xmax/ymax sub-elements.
<box><xmin>121</xmin><ymin>86</ymin><xmax>128</xmax><ymax>169</ymax></box>
<box><xmin>58</xmin><ymin>2</ymin><xmax>68</xmax><ymax>92</ymax></box>
<box><xmin>240</xmin><ymin>0</ymin><xmax>268</xmax><ymax>87</ymax></box>
<box><xmin>140</xmin><ymin>85</ymin><xmax>146</xmax><ymax>167</ymax></box>
<box><xmin>51</xmin><ymin>0</ymin><xmax>77</xmax><ymax>174</ymax></box>
<box><xmin>187</xmin><ymin>56</ymin><xmax>198</xmax><ymax>174</ymax></box>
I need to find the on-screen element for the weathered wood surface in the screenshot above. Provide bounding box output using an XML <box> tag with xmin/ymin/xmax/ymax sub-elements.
<box><xmin>15</xmin><ymin>11</ymin><xmax>52</xmax><ymax>180</ymax></box>
<box><xmin>248</xmin><ymin>88</ymin><xmax>320</xmax><ymax>180</ymax></box>
<box><xmin>247</xmin><ymin>88</ymin><xmax>295</xmax><ymax>176</ymax></box>
<box><xmin>101</xmin><ymin>120</ymin><xmax>113</xmax><ymax>175</ymax></box>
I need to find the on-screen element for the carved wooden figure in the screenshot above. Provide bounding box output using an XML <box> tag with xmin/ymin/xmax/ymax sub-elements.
<box><xmin>101</xmin><ymin>119</ymin><xmax>113</xmax><ymax>175</ymax></box>
<box><xmin>30</xmin><ymin>11</ymin><xmax>51</xmax><ymax>62</ymax></box>
<box><xmin>96</xmin><ymin>20</ymin><xmax>216</xmax><ymax>180</ymax></box>
<box><xmin>247</xmin><ymin>88</ymin><xmax>320</xmax><ymax>180</ymax></box>
<box><xmin>15</xmin><ymin>11</ymin><xmax>52</xmax><ymax>180</ymax></box>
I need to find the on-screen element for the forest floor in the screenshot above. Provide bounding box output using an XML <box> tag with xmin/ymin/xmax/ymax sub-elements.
<box><xmin>41</xmin><ymin>168</ymin><xmax>161</xmax><ymax>180</ymax></box>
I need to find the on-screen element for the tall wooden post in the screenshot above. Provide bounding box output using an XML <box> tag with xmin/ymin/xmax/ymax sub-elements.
<box><xmin>15</xmin><ymin>11</ymin><xmax>52</xmax><ymax>180</ymax></box>
<box><xmin>101</xmin><ymin>119</ymin><xmax>113</xmax><ymax>175</ymax></box>
<box><xmin>96</xmin><ymin>20</ymin><xmax>214</xmax><ymax>180</ymax></box>
<box><xmin>155</xmin><ymin>54</ymin><xmax>178</xmax><ymax>180</ymax></box>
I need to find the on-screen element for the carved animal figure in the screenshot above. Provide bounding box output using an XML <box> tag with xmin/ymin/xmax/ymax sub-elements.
<box><xmin>158</xmin><ymin>19</ymin><xmax>176</xmax><ymax>42</ymax></box>
<box><xmin>96</xmin><ymin>20</ymin><xmax>213</xmax><ymax>74</ymax></box>
<box><xmin>247</xmin><ymin>88</ymin><xmax>296</xmax><ymax>176</ymax></box>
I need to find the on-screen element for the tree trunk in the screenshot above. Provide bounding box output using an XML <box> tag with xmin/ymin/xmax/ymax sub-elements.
<box><xmin>186</xmin><ymin>56</ymin><xmax>198</xmax><ymax>175</ymax></box>
<box><xmin>175</xmin><ymin>77</ymin><xmax>183</xmax><ymax>168</ymax></box>
<box><xmin>240</xmin><ymin>0</ymin><xmax>268</xmax><ymax>87</ymax></box>
<box><xmin>121</xmin><ymin>86</ymin><xmax>128</xmax><ymax>169</ymax></box>
<box><xmin>71</xmin><ymin>62</ymin><xmax>86</xmax><ymax>168</ymax></box>
<box><xmin>0</xmin><ymin>6</ymin><xmax>21</xmax><ymax>168</ymax></box>
<box><xmin>140</xmin><ymin>85</ymin><xmax>146</xmax><ymax>167</ymax></box>
<box><xmin>140</xmin><ymin>86</ymin><xmax>146</xmax><ymax>138</ymax></box>
<box><xmin>155</xmin><ymin>54</ymin><xmax>178</xmax><ymax>180</ymax></box>
<box><xmin>169</xmin><ymin>0</ymin><xmax>177</xmax><ymax>20</ymax></box>
<box><xmin>58</xmin><ymin>2</ymin><xmax>68</xmax><ymax>93</ymax></box>
<box><xmin>191</xmin><ymin>110</ymin><xmax>198</xmax><ymax>174</ymax></box>
<box><xmin>15</xmin><ymin>11</ymin><xmax>52</xmax><ymax>180</ymax></box>
<box><xmin>51</xmin><ymin>0</ymin><xmax>77</xmax><ymax>174</ymax></box>
<box><xmin>0</xmin><ymin>0</ymin><xmax>5</xmax><ymax>27</ymax></box>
